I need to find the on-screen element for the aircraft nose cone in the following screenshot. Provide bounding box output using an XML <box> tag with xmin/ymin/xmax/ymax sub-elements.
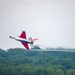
<box><xmin>9</xmin><ymin>36</ymin><xmax>12</xmax><ymax>38</ymax></box>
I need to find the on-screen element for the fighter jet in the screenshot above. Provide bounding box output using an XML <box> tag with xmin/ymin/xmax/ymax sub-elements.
<box><xmin>9</xmin><ymin>31</ymin><xmax>38</xmax><ymax>50</ymax></box>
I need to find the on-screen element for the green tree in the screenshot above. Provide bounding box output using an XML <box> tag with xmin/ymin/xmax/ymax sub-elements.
<box><xmin>66</xmin><ymin>70</ymin><xmax>75</xmax><ymax>75</ymax></box>
<box><xmin>55</xmin><ymin>69</ymin><xmax>64</xmax><ymax>75</ymax></box>
<box><xmin>61</xmin><ymin>58</ymin><xmax>74</xmax><ymax>69</ymax></box>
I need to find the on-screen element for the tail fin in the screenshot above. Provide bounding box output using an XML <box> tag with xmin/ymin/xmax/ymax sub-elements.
<box><xmin>28</xmin><ymin>37</ymin><xmax>34</xmax><ymax>48</ymax></box>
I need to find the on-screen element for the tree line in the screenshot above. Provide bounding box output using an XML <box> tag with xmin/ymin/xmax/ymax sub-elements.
<box><xmin>0</xmin><ymin>48</ymin><xmax>75</xmax><ymax>75</ymax></box>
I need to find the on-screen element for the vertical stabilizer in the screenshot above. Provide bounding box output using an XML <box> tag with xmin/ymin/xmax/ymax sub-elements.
<box><xmin>28</xmin><ymin>37</ymin><xmax>34</xmax><ymax>48</ymax></box>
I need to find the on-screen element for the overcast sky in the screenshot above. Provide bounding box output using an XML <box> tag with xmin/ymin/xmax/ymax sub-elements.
<box><xmin>0</xmin><ymin>0</ymin><xmax>75</xmax><ymax>50</ymax></box>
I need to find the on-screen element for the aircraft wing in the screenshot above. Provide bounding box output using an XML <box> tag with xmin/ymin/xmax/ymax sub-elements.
<box><xmin>21</xmin><ymin>42</ymin><xmax>29</xmax><ymax>50</ymax></box>
<box><xmin>20</xmin><ymin>31</ymin><xmax>27</xmax><ymax>39</ymax></box>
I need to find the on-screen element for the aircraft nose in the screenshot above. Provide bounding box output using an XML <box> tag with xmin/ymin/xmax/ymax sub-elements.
<box><xmin>9</xmin><ymin>36</ymin><xmax>12</xmax><ymax>38</ymax></box>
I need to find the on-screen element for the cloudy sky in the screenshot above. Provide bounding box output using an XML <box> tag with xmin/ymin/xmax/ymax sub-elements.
<box><xmin>0</xmin><ymin>0</ymin><xmax>75</xmax><ymax>50</ymax></box>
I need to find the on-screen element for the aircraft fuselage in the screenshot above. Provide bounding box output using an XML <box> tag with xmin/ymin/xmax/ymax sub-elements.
<box><xmin>9</xmin><ymin>31</ymin><xmax>38</xmax><ymax>50</ymax></box>
<box><xmin>9</xmin><ymin>36</ymin><xmax>30</xmax><ymax>44</ymax></box>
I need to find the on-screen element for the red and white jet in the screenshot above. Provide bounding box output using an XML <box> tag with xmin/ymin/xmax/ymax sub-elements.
<box><xmin>9</xmin><ymin>31</ymin><xmax>38</xmax><ymax>50</ymax></box>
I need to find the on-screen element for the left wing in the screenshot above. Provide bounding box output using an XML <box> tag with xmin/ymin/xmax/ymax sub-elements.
<box><xmin>20</xmin><ymin>31</ymin><xmax>27</xmax><ymax>39</ymax></box>
<box><xmin>21</xmin><ymin>42</ymin><xmax>29</xmax><ymax>50</ymax></box>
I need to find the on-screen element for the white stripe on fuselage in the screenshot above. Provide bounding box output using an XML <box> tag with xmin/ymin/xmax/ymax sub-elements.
<box><xmin>14</xmin><ymin>37</ymin><xmax>30</xmax><ymax>43</ymax></box>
